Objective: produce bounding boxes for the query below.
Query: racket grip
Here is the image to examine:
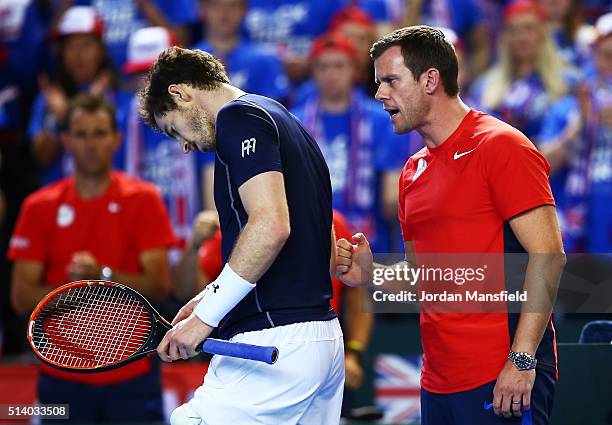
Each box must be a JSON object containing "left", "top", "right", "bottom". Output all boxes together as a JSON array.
[{"left": 198, "top": 338, "right": 279, "bottom": 365}]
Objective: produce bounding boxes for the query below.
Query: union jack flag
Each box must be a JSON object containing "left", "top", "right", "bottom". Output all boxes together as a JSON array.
[{"left": 375, "top": 354, "right": 422, "bottom": 424}]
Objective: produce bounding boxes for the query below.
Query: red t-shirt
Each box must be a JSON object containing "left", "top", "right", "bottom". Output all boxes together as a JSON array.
[
  {"left": 198, "top": 210, "right": 352, "bottom": 314},
  {"left": 398, "top": 109, "right": 556, "bottom": 393},
  {"left": 8, "top": 172, "right": 176, "bottom": 385}
]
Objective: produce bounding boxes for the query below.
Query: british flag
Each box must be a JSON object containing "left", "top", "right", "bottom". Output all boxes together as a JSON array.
[{"left": 374, "top": 354, "right": 422, "bottom": 424}]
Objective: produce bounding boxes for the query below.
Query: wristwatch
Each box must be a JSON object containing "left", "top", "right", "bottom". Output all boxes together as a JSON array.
[
  {"left": 508, "top": 351, "right": 537, "bottom": 370},
  {"left": 100, "top": 266, "right": 113, "bottom": 281}
]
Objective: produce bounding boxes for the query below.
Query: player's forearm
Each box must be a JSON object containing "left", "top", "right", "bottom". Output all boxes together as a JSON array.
[
  {"left": 511, "top": 252, "right": 565, "bottom": 355},
  {"left": 345, "top": 287, "right": 373, "bottom": 348},
  {"left": 228, "top": 214, "right": 290, "bottom": 283}
]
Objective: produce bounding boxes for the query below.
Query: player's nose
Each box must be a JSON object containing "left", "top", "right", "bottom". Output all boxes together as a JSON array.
[{"left": 375, "top": 84, "right": 388, "bottom": 102}]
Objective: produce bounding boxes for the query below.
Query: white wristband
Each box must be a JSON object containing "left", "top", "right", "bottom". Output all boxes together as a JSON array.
[{"left": 193, "top": 264, "right": 256, "bottom": 327}]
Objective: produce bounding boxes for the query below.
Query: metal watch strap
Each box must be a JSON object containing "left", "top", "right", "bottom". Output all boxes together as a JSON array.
[{"left": 508, "top": 351, "right": 537, "bottom": 370}]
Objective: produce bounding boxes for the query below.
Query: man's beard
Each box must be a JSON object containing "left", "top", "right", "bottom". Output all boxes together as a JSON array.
[
  {"left": 399, "top": 95, "right": 429, "bottom": 134},
  {"left": 187, "top": 104, "right": 216, "bottom": 152}
]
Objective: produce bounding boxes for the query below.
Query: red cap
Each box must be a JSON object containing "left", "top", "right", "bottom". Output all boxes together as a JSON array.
[
  {"left": 503, "top": 0, "right": 547, "bottom": 22},
  {"left": 310, "top": 32, "right": 358, "bottom": 62},
  {"left": 123, "top": 27, "right": 179, "bottom": 74},
  {"left": 52, "top": 6, "right": 104, "bottom": 41},
  {"left": 330, "top": 6, "right": 375, "bottom": 31}
]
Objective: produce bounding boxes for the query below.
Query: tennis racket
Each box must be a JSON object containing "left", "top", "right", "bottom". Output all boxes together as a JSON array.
[{"left": 27, "top": 280, "right": 279, "bottom": 372}]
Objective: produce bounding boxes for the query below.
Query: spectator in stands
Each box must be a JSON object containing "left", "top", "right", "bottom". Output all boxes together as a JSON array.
[
  {"left": 243, "top": 0, "right": 344, "bottom": 83},
  {"left": 471, "top": 0, "right": 579, "bottom": 142},
  {"left": 172, "top": 209, "right": 377, "bottom": 419},
  {"left": 55, "top": 0, "right": 198, "bottom": 70},
  {"left": 29, "top": 6, "right": 123, "bottom": 184},
  {"left": 330, "top": 7, "right": 379, "bottom": 98},
  {"left": 343, "top": 0, "right": 401, "bottom": 36},
  {"left": 472, "top": 1, "right": 581, "bottom": 232},
  {"left": 439, "top": 26, "right": 473, "bottom": 99},
  {"left": 561, "top": 13, "right": 612, "bottom": 252},
  {"left": 192, "top": 0, "right": 289, "bottom": 101},
  {"left": 538, "top": 0, "right": 589, "bottom": 66},
  {"left": 8, "top": 95, "right": 175, "bottom": 422},
  {"left": 292, "top": 6, "right": 379, "bottom": 104},
  {"left": 404, "top": 0, "right": 491, "bottom": 78},
  {"left": 0, "top": 0, "right": 53, "bottom": 140},
  {"left": 292, "top": 32, "right": 408, "bottom": 252},
  {"left": 122, "top": 27, "right": 204, "bottom": 249}
]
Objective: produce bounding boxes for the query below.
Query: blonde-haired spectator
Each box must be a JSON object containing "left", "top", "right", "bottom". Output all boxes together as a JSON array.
[{"left": 471, "top": 0, "right": 577, "bottom": 141}]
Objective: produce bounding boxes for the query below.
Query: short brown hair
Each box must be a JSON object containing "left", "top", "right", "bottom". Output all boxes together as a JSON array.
[
  {"left": 370, "top": 26, "right": 459, "bottom": 97},
  {"left": 65, "top": 94, "right": 117, "bottom": 131},
  {"left": 139, "top": 47, "right": 230, "bottom": 131}
]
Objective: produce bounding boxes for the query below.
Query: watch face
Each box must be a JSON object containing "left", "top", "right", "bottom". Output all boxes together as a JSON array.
[
  {"left": 517, "top": 355, "right": 530, "bottom": 368},
  {"left": 511, "top": 352, "right": 535, "bottom": 370}
]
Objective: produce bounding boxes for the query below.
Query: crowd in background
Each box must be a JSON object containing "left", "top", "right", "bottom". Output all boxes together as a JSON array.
[{"left": 1, "top": 0, "right": 611, "bottom": 358}]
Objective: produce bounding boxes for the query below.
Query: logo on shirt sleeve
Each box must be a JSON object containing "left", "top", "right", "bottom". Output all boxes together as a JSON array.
[
  {"left": 9, "top": 236, "right": 30, "bottom": 250},
  {"left": 241, "top": 138, "right": 257, "bottom": 158},
  {"left": 413, "top": 158, "right": 427, "bottom": 181}
]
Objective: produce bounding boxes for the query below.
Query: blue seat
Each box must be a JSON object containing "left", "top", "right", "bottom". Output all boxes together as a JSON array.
[{"left": 578, "top": 320, "right": 612, "bottom": 343}]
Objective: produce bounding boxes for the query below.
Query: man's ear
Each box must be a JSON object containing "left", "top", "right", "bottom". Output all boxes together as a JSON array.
[
  {"left": 168, "top": 84, "right": 192, "bottom": 105},
  {"left": 423, "top": 68, "right": 441, "bottom": 95}
]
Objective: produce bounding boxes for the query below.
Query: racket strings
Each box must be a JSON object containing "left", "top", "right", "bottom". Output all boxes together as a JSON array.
[{"left": 31, "top": 284, "right": 153, "bottom": 368}]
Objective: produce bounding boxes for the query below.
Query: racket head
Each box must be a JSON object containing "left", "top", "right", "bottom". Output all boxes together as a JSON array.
[{"left": 28, "top": 280, "right": 170, "bottom": 372}]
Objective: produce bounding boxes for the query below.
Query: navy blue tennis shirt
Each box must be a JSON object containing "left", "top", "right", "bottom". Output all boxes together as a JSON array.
[{"left": 213, "top": 94, "right": 336, "bottom": 339}]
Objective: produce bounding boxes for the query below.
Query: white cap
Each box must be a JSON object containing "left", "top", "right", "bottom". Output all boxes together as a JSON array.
[
  {"left": 56, "top": 6, "right": 103, "bottom": 38},
  {"left": 124, "top": 27, "right": 176, "bottom": 74},
  {"left": 438, "top": 26, "right": 464, "bottom": 52},
  {"left": 595, "top": 12, "right": 612, "bottom": 43}
]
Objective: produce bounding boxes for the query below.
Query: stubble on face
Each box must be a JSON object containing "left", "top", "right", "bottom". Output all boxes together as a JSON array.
[
  {"left": 185, "top": 103, "right": 216, "bottom": 152},
  {"left": 398, "top": 88, "right": 430, "bottom": 134}
]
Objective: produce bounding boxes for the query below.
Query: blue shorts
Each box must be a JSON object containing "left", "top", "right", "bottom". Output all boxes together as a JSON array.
[{"left": 421, "top": 368, "right": 556, "bottom": 425}]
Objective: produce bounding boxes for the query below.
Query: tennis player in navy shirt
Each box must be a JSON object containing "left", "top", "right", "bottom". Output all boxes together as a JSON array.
[{"left": 139, "top": 47, "right": 344, "bottom": 425}]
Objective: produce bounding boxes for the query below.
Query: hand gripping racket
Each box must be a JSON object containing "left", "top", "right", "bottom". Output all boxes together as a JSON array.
[{"left": 27, "top": 280, "right": 279, "bottom": 372}]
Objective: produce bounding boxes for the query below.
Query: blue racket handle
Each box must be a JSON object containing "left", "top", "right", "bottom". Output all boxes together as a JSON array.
[{"left": 197, "top": 338, "right": 279, "bottom": 365}]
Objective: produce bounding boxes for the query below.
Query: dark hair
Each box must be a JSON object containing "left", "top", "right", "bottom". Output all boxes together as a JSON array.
[
  {"left": 55, "top": 35, "right": 118, "bottom": 98},
  {"left": 561, "top": 0, "right": 582, "bottom": 42},
  {"left": 65, "top": 94, "right": 117, "bottom": 131},
  {"left": 139, "top": 47, "right": 230, "bottom": 131},
  {"left": 370, "top": 26, "right": 459, "bottom": 97}
]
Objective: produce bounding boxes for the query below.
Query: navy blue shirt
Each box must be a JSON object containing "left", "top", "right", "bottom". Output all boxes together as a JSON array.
[{"left": 214, "top": 94, "right": 335, "bottom": 339}]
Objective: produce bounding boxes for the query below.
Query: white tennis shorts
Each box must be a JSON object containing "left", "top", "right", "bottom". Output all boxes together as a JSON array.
[{"left": 170, "top": 318, "right": 345, "bottom": 425}]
